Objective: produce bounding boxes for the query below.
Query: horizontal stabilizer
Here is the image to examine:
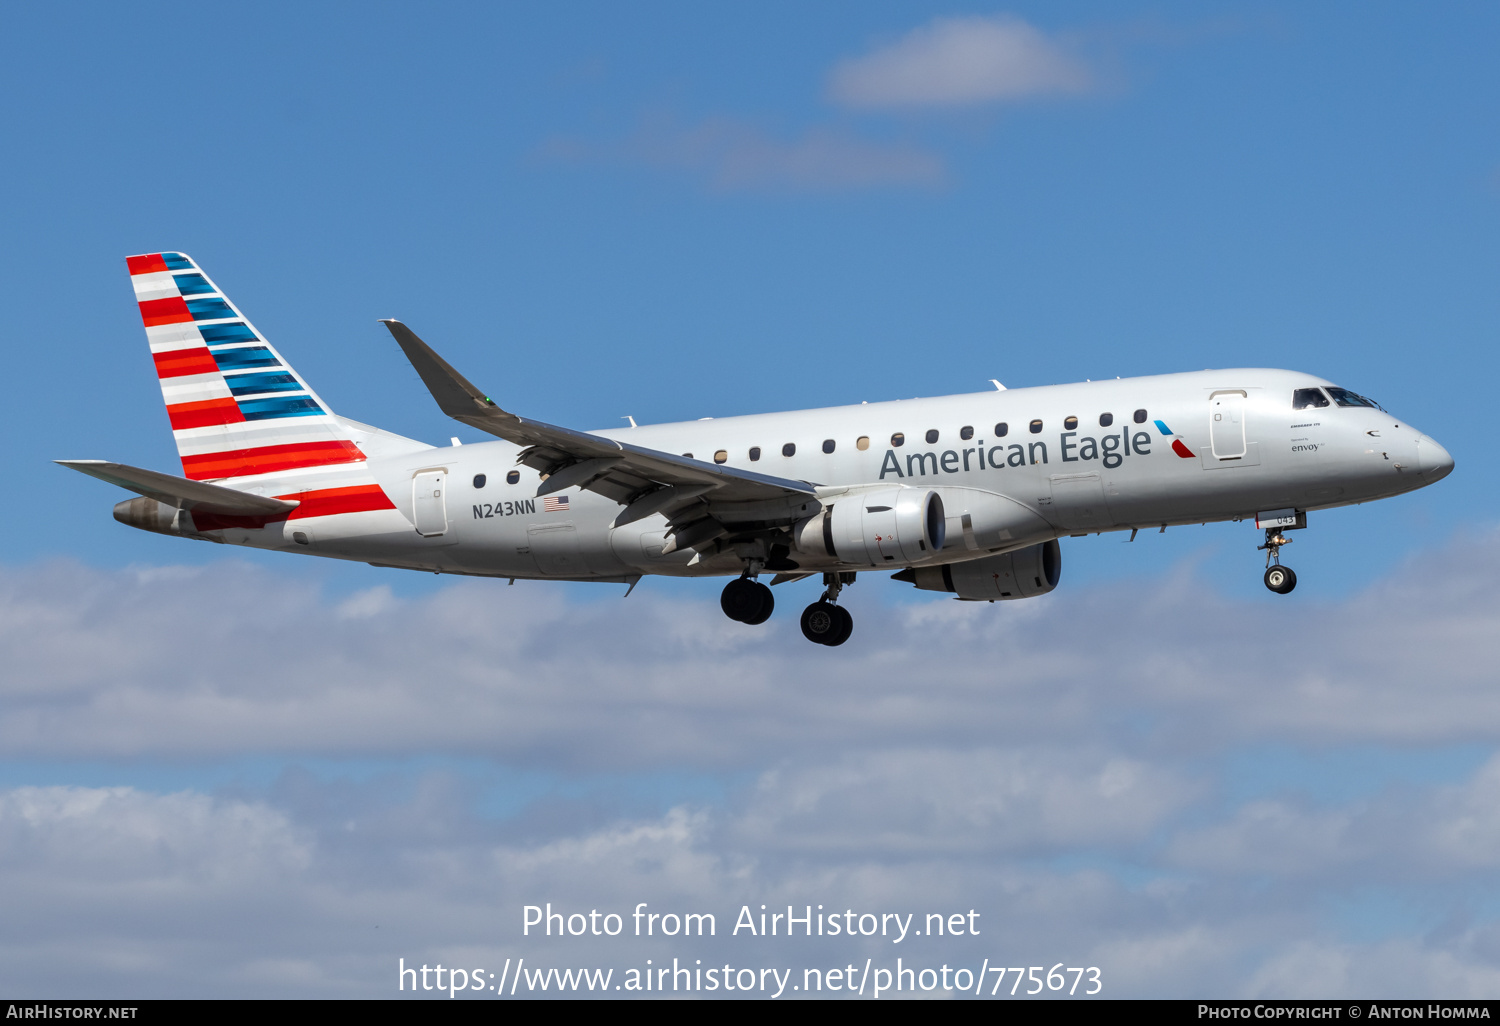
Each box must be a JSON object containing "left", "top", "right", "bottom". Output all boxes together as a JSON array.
[{"left": 56, "top": 460, "right": 299, "bottom": 515}]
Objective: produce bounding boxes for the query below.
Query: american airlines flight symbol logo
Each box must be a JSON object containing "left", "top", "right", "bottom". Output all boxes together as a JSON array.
[{"left": 1154, "top": 420, "right": 1196, "bottom": 459}]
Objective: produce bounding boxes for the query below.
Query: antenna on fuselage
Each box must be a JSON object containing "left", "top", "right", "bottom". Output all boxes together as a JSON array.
[
  {"left": 622, "top": 415, "right": 637, "bottom": 428},
  {"left": 990, "top": 379, "right": 1006, "bottom": 391}
]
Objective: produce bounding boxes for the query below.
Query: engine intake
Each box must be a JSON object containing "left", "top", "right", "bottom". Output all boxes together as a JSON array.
[{"left": 893, "top": 540, "right": 1061, "bottom": 600}]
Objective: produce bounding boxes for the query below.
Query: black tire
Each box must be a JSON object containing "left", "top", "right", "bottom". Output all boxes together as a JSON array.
[
  {"left": 1264, "top": 565, "right": 1297, "bottom": 594},
  {"left": 800, "top": 601, "right": 840, "bottom": 644},
  {"left": 824, "top": 605, "right": 853, "bottom": 646},
  {"left": 721, "top": 578, "right": 757, "bottom": 621},
  {"left": 742, "top": 582, "right": 774, "bottom": 625}
]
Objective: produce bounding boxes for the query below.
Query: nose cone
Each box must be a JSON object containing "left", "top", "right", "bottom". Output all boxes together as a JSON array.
[{"left": 1418, "top": 435, "right": 1455, "bottom": 483}]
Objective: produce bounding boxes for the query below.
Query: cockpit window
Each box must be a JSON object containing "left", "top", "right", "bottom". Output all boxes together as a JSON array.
[
  {"left": 1292, "top": 387, "right": 1330, "bottom": 410},
  {"left": 1326, "top": 387, "right": 1383, "bottom": 411}
]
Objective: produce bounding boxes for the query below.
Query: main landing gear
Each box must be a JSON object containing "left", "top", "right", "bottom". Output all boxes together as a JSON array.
[
  {"left": 1259, "top": 528, "right": 1297, "bottom": 595},
  {"left": 801, "top": 573, "right": 855, "bottom": 647},
  {"left": 721, "top": 574, "right": 774, "bottom": 625}
]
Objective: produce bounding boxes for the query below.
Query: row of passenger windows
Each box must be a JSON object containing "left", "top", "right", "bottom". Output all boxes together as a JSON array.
[
  {"left": 687, "top": 409, "right": 1149, "bottom": 462},
  {"left": 470, "top": 409, "right": 1154, "bottom": 487}
]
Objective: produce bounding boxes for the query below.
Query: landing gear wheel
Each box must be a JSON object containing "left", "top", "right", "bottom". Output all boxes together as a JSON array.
[
  {"left": 800, "top": 601, "right": 840, "bottom": 644},
  {"left": 1264, "top": 565, "right": 1297, "bottom": 594},
  {"left": 742, "top": 582, "right": 774, "bottom": 625},
  {"left": 825, "top": 605, "right": 853, "bottom": 647},
  {"left": 722, "top": 578, "right": 774, "bottom": 623}
]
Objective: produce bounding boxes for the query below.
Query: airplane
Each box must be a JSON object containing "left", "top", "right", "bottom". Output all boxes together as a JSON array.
[{"left": 60, "top": 252, "right": 1455, "bottom": 646}]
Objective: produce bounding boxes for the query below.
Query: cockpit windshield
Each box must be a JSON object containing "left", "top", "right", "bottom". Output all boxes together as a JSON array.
[
  {"left": 1326, "top": 387, "right": 1384, "bottom": 411},
  {"left": 1292, "top": 388, "right": 1330, "bottom": 410}
]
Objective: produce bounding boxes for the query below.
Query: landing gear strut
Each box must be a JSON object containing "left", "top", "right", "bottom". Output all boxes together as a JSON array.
[
  {"left": 1259, "top": 528, "right": 1297, "bottom": 595},
  {"left": 801, "top": 572, "right": 855, "bottom": 646}
]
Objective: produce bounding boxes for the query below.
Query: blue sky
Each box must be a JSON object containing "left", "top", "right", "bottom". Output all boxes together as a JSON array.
[{"left": 1, "top": 1, "right": 1499, "bottom": 998}]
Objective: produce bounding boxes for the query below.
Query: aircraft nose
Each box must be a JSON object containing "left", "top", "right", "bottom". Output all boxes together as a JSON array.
[{"left": 1418, "top": 434, "right": 1455, "bottom": 482}]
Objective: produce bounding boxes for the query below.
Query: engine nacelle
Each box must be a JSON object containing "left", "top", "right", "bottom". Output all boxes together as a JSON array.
[
  {"left": 893, "top": 540, "right": 1061, "bottom": 600},
  {"left": 930, "top": 485, "right": 1057, "bottom": 553},
  {"left": 793, "top": 486, "right": 945, "bottom": 566}
]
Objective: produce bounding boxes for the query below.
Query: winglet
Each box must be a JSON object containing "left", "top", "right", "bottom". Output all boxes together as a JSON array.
[{"left": 380, "top": 319, "right": 499, "bottom": 423}]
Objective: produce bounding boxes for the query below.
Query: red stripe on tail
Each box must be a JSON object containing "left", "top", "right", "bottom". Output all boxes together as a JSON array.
[
  {"left": 166, "top": 397, "right": 245, "bottom": 431},
  {"left": 153, "top": 347, "right": 221, "bottom": 379},
  {"left": 179, "top": 440, "right": 367, "bottom": 481},
  {"left": 139, "top": 296, "right": 193, "bottom": 326},
  {"left": 126, "top": 253, "right": 168, "bottom": 276}
]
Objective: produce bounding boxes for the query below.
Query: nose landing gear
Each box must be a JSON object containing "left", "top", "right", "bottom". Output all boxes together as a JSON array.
[
  {"left": 801, "top": 572, "right": 855, "bottom": 646},
  {"left": 1259, "top": 528, "right": 1297, "bottom": 594}
]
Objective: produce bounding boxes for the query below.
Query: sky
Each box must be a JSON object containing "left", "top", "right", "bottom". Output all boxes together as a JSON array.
[{"left": 1, "top": 0, "right": 1498, "bottom": 999}]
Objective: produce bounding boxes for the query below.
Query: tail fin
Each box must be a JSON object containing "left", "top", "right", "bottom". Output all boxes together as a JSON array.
[{"left": 127, "top": 252, "right": 367, "bottom": 482}]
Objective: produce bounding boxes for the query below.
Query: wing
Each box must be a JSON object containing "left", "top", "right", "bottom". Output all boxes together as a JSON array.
[
  {"left": 57, "top": 460, "right": 300, "bottom": 515},
  {"left": 381, "top": 320, "right": 822, "bottom": 552}
]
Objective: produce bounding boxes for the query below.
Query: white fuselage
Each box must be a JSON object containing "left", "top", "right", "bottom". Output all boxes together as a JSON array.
[{"left": 198, "top": 368, "right": 1452, "bottom": 582}]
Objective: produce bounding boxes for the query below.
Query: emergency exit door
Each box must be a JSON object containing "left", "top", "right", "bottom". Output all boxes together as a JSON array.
[{"left": 412, "top": 470, "right": 448, "bottom": 536}]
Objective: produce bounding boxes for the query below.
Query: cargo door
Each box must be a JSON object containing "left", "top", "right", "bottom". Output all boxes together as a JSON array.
[
  {"left": 528, "top": 521, "right": 581, "bottom": 576},
  {"left": 1047, "top": 472, "right": 1111, "bottom": 530}
]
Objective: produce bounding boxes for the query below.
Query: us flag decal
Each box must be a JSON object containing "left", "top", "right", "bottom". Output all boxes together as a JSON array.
[{"left": 543, "top": 495, "right": 570, "bottom": 512}]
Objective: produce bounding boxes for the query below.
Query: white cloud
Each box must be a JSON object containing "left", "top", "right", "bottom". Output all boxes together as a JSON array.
[
  {"left": 828, "top": 16, "right": 1091, "bottom": 110},
  {"left": 6, "top": 532, "right": 1500, "bottom": 995}
]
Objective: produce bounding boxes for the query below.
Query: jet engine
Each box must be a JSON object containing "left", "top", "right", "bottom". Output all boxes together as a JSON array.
[
  {"left": 892, "top": 540, "right": 1061, "bottom": 600},
  {"left": 792, "top": 486, "right": 945, "bottom": 566}
]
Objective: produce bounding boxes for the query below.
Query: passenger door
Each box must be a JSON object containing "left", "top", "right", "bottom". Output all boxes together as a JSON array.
[{"left": 1210, "top": 391, "right": 1247, "bottom": 459}]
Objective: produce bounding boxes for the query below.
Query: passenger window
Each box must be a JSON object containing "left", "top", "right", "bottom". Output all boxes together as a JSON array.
[
  {"left": 749, "top": 447, "right": 761, "bottom": 461},
  {"left": 1099, "top": 412, "right": 1114, "bottom": 427},
  {"left": 782, "top": 443, "right": 796, "bottom": 457},
  {"left": 994, "top": 422, "right": 1008, "bottom": 437},
  {"left": 1292, "top": 388, "right": 1331, "bottom": 410},
  {"left": 714, "top": 450, "right": 728, "bottom": 464},
  {"left": 472, "top": 474, "right": 487, "bottom": 489},
  {"left": 822, "top": 439, "right": 835, "bottom": 454},
  {"left": 856, "top": 436, "right": 870, "bottom": 451},
  {"left": 891, "top": 432, "right": 905, "bottom": 447},
  {"left": 960, "top": 425, "right": 974, "bottom": 440},
  {"left": 925, "top": 429, "right": 939, "bottom": 444},
  {"left": 1029, "top": 419, "right": 1043, "bottom": 434},
  {"left": 505, "top": 470, "right": 520, "bottom": 485},
  {"left": 1064, "top": 416, "right": 1078, "bottom": 430},
  {"left": 1133, "top": 409, "right": 1148, "bottom": 424}
]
